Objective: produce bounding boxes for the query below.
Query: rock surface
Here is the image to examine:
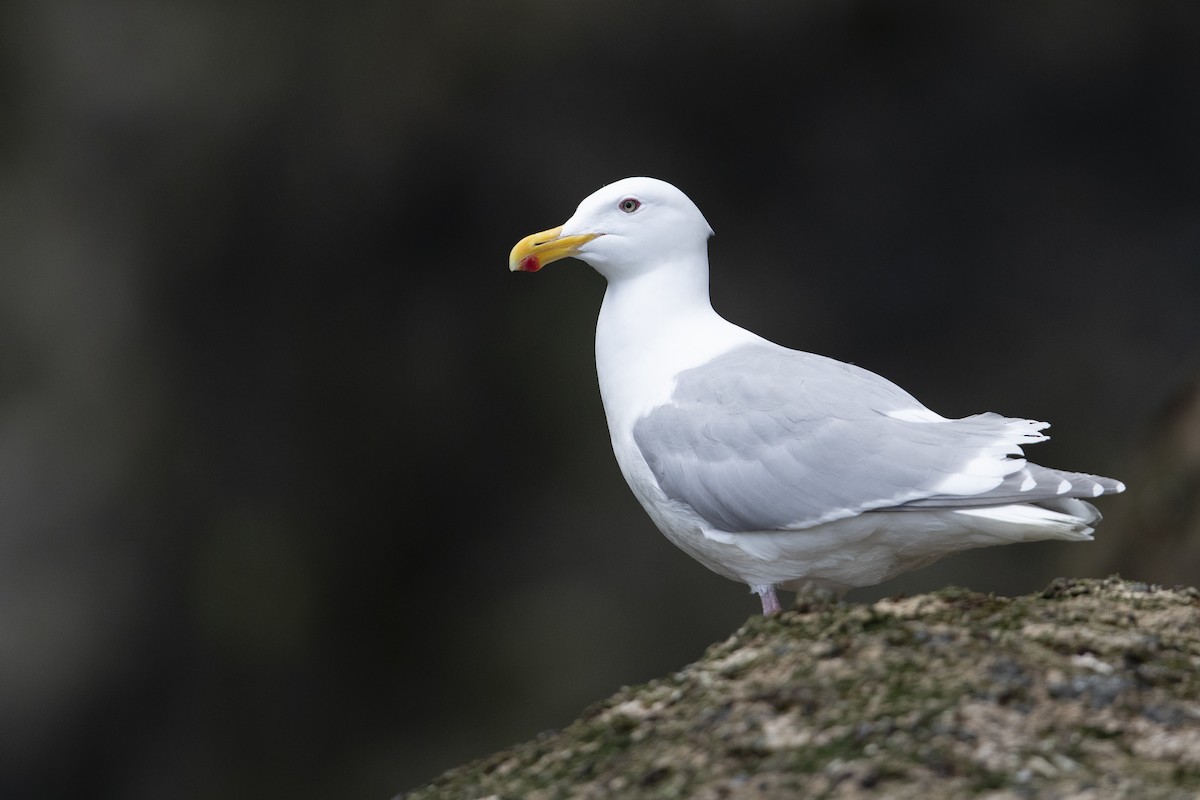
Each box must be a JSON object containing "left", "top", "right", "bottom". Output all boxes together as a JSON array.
[{"left": 399, "top": 578, "right": 1200, "bottom": 799}]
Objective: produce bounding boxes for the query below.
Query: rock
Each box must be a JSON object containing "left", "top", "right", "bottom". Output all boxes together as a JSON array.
[{"left": 398, "top": 578, "right": 1200, "bottom": 800}]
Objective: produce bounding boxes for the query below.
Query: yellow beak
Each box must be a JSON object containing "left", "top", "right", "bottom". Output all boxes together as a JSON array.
[{"left": 508, "top": 226, "right": 602, "bottom": 272}]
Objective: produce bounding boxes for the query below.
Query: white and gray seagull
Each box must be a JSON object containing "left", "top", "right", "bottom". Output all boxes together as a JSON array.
[{"left": 509, "top": 177, "right": 1125, "bottom": 615}]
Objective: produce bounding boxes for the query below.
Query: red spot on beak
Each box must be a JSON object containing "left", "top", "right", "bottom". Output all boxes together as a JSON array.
[{"left": 519, "top": 254, "right": 541, "bottom": 272}]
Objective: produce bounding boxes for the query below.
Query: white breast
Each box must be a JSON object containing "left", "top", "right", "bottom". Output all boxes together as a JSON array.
[
  {"left": 592, "top": 272, "right": 763, "bottom": 537},
  {"left": 595, "top": 296, "right": 759, "bottom": 444}
]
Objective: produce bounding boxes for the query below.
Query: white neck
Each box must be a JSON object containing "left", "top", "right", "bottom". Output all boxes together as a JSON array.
[
  {"left": 594, "top": 260, "right": 760, "bottom": 441},
  {"left": 600, "top": 256, "right": 714, "bottom": 328}
]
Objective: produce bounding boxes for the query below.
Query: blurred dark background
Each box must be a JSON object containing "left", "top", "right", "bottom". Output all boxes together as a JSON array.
[{"left": 2, "top": 0, "right": 1199, "bottom": 797}]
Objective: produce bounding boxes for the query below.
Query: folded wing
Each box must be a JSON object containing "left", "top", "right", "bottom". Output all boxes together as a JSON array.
[{"left": 632, "top": 344, "right": 1123, "bottom": 533}]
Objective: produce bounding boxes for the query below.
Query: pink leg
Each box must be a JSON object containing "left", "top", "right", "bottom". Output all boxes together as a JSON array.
[{"left": 756, "top": 585, "right": 782, "bottom": 616}]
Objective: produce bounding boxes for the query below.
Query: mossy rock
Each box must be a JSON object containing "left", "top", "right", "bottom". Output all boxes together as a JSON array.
[{"left": 399, "top": 577, "right": 1200, "bottom": 800}]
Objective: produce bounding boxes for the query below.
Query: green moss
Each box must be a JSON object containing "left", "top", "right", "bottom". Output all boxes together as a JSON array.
[{"left": 401, "top": 579, "right": 1200, "bottom": 800}]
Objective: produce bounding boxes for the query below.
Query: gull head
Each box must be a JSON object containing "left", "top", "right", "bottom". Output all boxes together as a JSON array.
[{"left": 509, "top": 177, "right": 714, "bottom": 282}]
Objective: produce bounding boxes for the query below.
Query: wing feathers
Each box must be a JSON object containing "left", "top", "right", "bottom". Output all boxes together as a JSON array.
[{"left": 632, "top": 344, "right": 1123, "bottom": 533}]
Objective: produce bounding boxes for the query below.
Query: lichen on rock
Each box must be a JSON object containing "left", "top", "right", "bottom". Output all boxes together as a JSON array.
[{"left": 399, "top": 577, "right": 1200, "bottom": 800}]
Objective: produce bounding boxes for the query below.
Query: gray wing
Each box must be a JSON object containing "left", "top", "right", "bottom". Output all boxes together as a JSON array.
[{"left": 633, "top": 344, "right": 1121, "bottom": 533}]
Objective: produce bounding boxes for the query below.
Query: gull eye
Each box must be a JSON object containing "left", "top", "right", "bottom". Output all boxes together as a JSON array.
[{"left": 618, "top": 197, "right": 641, "bottom": 213}]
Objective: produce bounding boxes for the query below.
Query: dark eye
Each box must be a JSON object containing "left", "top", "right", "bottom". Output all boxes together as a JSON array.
[{"left": 619, "top": 197, "right": 641, "bottom": 213}]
